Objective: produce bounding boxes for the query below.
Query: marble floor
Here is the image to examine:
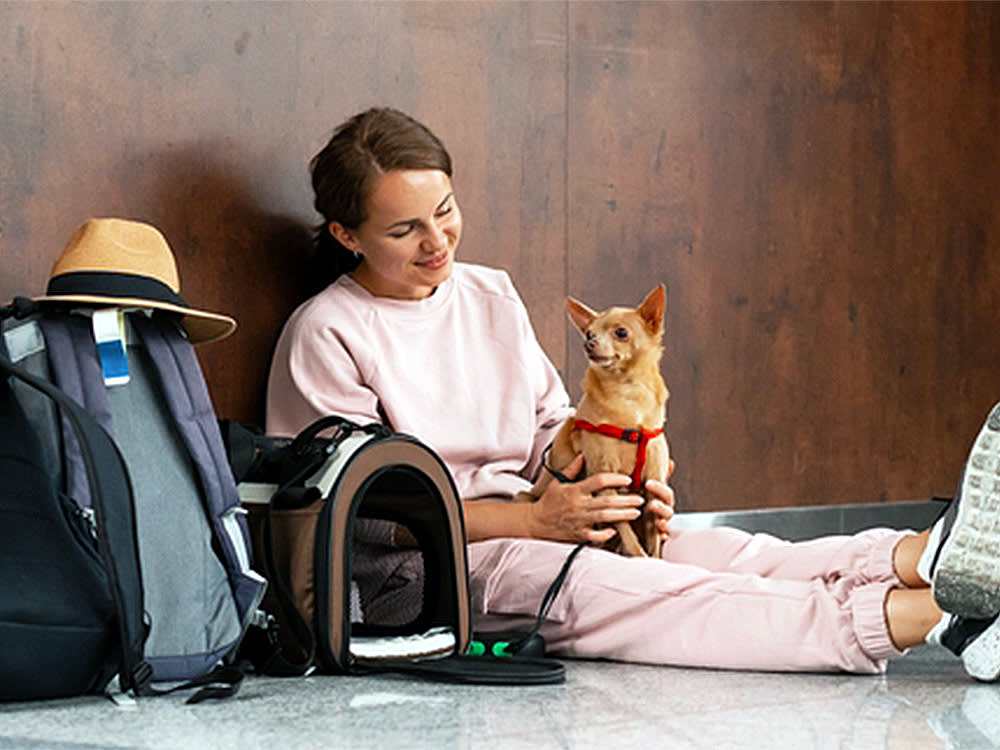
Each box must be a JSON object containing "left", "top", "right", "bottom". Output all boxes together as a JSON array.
[
  {"left": 4, "top": 501, "right": 994, "bottom": 750},
  {"left": 0, "top": 648, "right": 992, "bottom": 750}
]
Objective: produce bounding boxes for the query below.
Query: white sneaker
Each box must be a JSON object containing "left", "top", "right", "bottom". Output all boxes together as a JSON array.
[
  {"left": 940, "top": 614, "right": 1000, "bottom": 682},
  {"left": 922, "top": 402, "right": 1000, "bottom": 619}
]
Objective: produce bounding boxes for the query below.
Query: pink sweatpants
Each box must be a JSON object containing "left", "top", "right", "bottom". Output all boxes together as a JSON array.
[{"left": 468, "top": 526, "right": 913, "bottom": 673}]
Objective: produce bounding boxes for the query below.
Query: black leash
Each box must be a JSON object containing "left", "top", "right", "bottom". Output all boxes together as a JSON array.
[
  {"left": 471, "top": 456, "right": 587, "bottom": 658},
  {"left": 521, "top": 541, "right": 587, "bottom": 648}
]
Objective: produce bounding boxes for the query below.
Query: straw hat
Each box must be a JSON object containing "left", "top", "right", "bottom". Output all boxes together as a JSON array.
[{"left": 31, "top": 218, "right": 236, "bottom": 344}]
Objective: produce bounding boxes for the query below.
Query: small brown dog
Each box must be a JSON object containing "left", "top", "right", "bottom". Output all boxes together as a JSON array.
[{"left": 521, "top": 285, "right": 670, "bottom": 557}]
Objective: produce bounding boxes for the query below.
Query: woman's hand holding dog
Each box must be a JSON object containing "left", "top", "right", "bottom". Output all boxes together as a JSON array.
[
  {"left": 529, "top": 455, "right": 675, "bottom": 546},
  {"left": 644, "top": 457, "right": 677, "bottom": 543},
  {"left": 644, "top": 479, "right": 675, "bottom": 543},
  {"left": 462, "top": 455, "right": 676, "bottom": 545}
]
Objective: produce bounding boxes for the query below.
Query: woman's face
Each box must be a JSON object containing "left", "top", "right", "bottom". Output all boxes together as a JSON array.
[{"left": 332, "top": 169, "right": 462, "bottom": 300}]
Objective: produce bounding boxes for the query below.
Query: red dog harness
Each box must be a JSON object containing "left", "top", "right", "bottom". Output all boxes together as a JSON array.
[{"left": 573, "top": 419, "right": 664, "bottom": 492}]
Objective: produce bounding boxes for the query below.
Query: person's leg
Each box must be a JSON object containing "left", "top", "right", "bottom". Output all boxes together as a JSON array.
[
  {"left": 468, "top": 537, "right": 905, "bottom": 673},
  {"left": 885, "top": 587, "right": 942, "bottom": 649},
  {"left": 881, "top": 588, "right": 1000, "bottom": 679},
  {"left": 893, "top": 530, "right": 931, "bottom": 588},
  {"left": 663, "top": 525, "right": 912, "bottom": 586},
  {"left": 662, "top": 529, "right": 943, "bottom": 647}
]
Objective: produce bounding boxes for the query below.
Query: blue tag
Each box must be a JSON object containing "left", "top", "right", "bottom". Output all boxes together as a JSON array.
[
  {"left": 92, "top": 309, "right": 130, "bottom": 386},
  {"left": 96, "top": 339, "right": 130, "bottom": 385}
]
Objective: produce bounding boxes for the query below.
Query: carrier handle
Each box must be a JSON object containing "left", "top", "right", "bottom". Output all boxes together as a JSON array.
[
  {"left": 279, "top": 417, "right": 390, "bottom": 491},
  {"left": 289, "top": 415, "right": 391, "bottom": 456},
  {"left": 288, "top": 415, "right": 357, "bottom": 454}
]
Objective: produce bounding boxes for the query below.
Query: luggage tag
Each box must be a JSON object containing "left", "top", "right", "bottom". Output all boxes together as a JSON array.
[{"left": 92, "top": 308, "right": 130, "bottom": 386}]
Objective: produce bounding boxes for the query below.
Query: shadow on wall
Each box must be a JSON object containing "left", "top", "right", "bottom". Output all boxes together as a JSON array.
[{"left": 128, "top": 145, "right": 318, "bottom": 426}]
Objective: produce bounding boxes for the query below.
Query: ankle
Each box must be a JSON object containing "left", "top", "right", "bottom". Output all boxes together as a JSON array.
[
  {"left": 885, "top": 588, "right": 943, "bottom": 650},
  {"left": 894, "top": 529, "right": 933, "bottom": 587}
]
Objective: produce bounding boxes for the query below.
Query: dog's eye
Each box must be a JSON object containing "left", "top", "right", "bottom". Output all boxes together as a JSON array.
[
  {"left": 585, "top": 330, "right": 595, "bottom": 341},
  {"left": 614, "top": 327, "right": 630, "bottom": 340}
]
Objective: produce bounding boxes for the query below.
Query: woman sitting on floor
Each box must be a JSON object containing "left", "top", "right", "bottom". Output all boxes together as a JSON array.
[{"left": 267, "top": 106, "right": 1000, "bottom": 678}]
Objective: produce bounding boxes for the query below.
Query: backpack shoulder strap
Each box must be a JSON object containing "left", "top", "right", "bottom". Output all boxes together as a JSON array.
[
  {"left": 129, "top": 312, "right": 265, "bottom": 623},
  {"left": 0, "top": 330, "right": 151, "bottom": 695},
  {"left": 36, "top": 313, "right": 114, "bottom": 509}
]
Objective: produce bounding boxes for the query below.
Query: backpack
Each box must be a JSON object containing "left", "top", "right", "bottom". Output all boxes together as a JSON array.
[
  {"left": 225, "top": 416, "right": 566, "bottom": 685},
  {"left": 0, "top": 303, "right": 266, "bottom": 701}
]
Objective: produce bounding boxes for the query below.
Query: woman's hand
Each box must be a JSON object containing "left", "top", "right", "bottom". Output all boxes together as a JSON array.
[
  {"left": 644, "top": 458, "right": 677, "bottom": 541},
  {"left": 644, "top": 479, "right": 676, "bottom": 542},
  {"left": 462, "top": 457, "right": 678, "bottom": 545},
  {"left": 528, "top": 455, "right": 646, "bottom": 544}
]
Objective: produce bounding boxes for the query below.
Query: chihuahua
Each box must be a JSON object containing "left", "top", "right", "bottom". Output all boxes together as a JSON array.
[{"left": 521, "top": 285, "right": 670, "bottom": 557}]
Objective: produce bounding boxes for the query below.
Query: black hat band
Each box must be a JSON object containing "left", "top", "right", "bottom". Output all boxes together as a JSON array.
[{"left": 46, "top": 271, "right": 190, "bottom": 309}]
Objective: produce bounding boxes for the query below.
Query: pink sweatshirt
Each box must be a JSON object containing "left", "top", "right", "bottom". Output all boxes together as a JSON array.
[{"left": 266, "top": 263, "right": 573, "bottom": 499}]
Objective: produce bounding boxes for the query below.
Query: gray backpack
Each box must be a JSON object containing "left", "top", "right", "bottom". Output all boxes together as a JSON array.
[{"left": 1, "top": 304, "right": 265, "bottom": 697}]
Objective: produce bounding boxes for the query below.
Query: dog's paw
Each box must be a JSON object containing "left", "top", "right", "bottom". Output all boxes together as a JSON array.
[{"left": 615, "top": 522, "right": 649, "bottom": 557}]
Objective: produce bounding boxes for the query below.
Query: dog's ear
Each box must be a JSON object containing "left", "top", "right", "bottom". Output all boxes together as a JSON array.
[
  {"left": 637, "top": 285, "right": 665, "bottom": 333},
  {"left": 566, "top": 297, "right": 597, "bottom": 335}
]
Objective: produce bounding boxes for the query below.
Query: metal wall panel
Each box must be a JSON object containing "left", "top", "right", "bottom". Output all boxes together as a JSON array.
[{"left": 2, "top": 2, "right": 997, "bottom": 510}]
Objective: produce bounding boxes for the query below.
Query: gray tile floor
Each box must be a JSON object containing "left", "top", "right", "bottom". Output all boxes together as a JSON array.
[
  {"left": 3, "top": 502, "right": 996, "bottom": 750},
  {"left": 0, "top": 650, "right": 989, "bottom": 750}
]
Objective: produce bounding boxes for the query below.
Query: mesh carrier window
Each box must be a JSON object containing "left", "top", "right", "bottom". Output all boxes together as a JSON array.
[{"left": 347, "top": 465, "right": 454, "bottom": 637}]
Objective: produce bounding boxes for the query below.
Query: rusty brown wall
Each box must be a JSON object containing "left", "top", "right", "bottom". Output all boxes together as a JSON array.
[{"left": 2, "top": 2, "right": 998, "bottom": 511}]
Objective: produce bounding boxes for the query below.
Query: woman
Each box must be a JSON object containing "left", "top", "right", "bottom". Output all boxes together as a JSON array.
[{"left": 267, "top": 107, "right": 1000, "bottom": 676}]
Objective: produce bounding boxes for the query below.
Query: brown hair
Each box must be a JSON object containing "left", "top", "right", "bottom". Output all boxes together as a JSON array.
[
  {"left": 309, "top": 108, "right": 453, "bottom": 283},
  {"left": 312, "top": 108, "right": 452, "bottom": 229}
]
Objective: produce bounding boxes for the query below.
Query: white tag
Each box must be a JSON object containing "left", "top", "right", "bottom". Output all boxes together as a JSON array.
[{"left": 92, "top": 309, "right": 130, "bottom": 386}]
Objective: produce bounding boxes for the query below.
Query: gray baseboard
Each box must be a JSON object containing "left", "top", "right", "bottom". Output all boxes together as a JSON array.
[{"left": 671, "top": 500, "right": 944, "bottom": 542}]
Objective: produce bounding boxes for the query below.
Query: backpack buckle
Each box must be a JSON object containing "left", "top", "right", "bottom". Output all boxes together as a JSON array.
[{"left": 130, "top": 660, "right": 154, "bottom": 691}]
